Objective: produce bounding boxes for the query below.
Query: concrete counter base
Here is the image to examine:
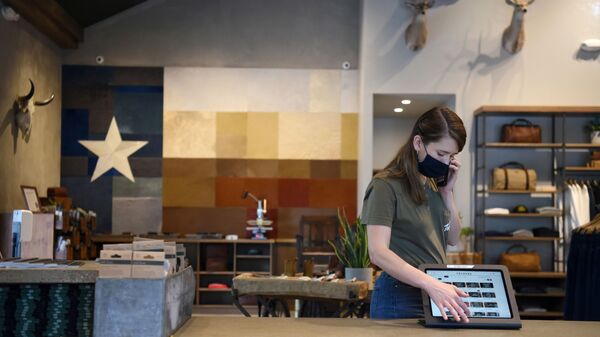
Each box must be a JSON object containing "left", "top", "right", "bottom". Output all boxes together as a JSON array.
[
  {"left": 93, "top": 267, "right": 195, "bottom": 337},
  {"left": 175, "top": 317, "right": 600, "bottom": 337}
]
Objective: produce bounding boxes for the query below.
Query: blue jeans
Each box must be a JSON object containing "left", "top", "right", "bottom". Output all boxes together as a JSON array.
[{"left": 370, "top": 272, "right": 424, "bottom": 319}]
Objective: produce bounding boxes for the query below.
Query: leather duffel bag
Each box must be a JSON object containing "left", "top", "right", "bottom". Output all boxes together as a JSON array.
[
  {"left": 492, "top": 162, "right": 537, "bottom": 191},
  {"left": 499, "top": 244, "right": 541, "bottom": 272},
  {"left": 501, "top": 118, "right": 541, "bottom": 143}
]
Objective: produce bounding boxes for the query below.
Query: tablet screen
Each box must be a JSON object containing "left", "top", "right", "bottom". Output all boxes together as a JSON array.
[{"left": 425, "top": 269, "right": 513, "bottom": 319}]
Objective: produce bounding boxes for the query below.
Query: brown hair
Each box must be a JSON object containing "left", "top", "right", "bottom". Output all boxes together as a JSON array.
[{"left": 375, "top": 106, "right": 466, "bottom": 204}]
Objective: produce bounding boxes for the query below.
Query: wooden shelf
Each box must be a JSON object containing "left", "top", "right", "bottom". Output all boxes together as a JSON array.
[
  {"left": 482, "top": 189, "right": 557, "bottom": 194},
  {"left": 480, "top": 143, "right": 600, "bottom": 149},
  {"left": 475, "top": 105, "right": 600, "bottom": 115},
  {"left": 236, "top": 255, "right": 270, "bottom": 259},
  {"left": 197, "top": 271, "right": 235, "bottom": 275},
  {"left": 198, "top": 287, "right": 231, "bottom": 292},
  {"left": 510, "top": 272, "right": 566, "bottom": 279},
  {"left": 483, "top": 213, "right": 561, "bottom": 218},
  {"left": 515, "top": 293, "right": 565, "bottom": 298},
  {"left": 482, "top": 143, "right": 560, "bottom": 148},
  {"left": 235, "top": 271, "right": 271, "bottom": 275},
  {"left": 519, "top": 311, "right": 563, "bottom": 318},
  {"left": 563, "top": 167, "right": 600, "bottom": 172},
  {"left": 564, "top": 143, "right": 600, "bottom": 148},
  {"left": 485, "top": 236, "right": 560, "bottom": 241}
]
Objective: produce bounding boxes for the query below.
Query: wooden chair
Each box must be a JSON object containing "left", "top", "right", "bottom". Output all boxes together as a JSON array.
[{"left": 295, "top": 215, "right": 338, "bottom": 273}]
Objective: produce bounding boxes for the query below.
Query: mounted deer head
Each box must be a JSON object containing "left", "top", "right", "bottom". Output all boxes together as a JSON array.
[
  {"left": 502, "top": 0, "right": 535, "bottom": 54},
  {"left": 14, "top": 79, "right": 54, "bottom": 139},
  {"left": 404, "top": 0, "right": 435, "bottom": 51}
]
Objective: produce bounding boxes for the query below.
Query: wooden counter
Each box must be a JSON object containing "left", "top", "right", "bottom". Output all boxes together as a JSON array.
[{"left": 174, "top": 317, "right": 600, "bottom": 337}]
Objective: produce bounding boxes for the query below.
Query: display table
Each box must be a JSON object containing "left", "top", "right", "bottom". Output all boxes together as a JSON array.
[
  {"left": 174, "top": 317, "right": 600, "bottom": 337},
  {"left": 232, "top": 273, "right": 369, "bottom": 317}
]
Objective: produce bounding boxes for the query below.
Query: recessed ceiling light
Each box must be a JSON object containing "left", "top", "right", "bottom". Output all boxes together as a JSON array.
[
  {"left": 401, "top": 99, "right": 411, "bottom": 105},
  {"left": 393, "top": 107, "right": 404, "bottom": 113}
]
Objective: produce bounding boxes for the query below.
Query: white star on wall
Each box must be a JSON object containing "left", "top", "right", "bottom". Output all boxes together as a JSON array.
[{"left": 79, "top": 117, "right": 148, "bottom": 182}]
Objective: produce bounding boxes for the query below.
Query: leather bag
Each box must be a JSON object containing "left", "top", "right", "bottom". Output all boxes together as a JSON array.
[
  {"left": 492, "top": 162, "right": 537, "bottom": 191},
  {"left": 501, "top": 119, "right": 542, "bottom": 143},
  {"left": 499, "top": 244, "right": 541, "bottom": 272}
]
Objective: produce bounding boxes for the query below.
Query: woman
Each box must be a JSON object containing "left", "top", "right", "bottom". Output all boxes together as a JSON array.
[{"left": 362, "top": 106, "right": 470, "bottom": 321}]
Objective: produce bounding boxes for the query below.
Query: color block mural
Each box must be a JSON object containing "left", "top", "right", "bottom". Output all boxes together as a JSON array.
[
  {"left": 163, "top": 68, "right": 359, "bottom": 238},
  {"left": 61, "top": 66, "right": 163, "bottom": 233}
]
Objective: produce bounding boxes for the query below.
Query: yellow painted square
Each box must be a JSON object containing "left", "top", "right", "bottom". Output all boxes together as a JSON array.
[
  {"left": 341, "top": 113, "right": 358, "bottom": 160},
  {"left": 216, "top": 112, "right": 247, "bottom": 158},
  {"left": 246, "top": 113, "right": 278, "bottom": 159},
  {"left": 163, "top": 111, "right": 216, "bottom": 158},
  {"left": 163, "top": 176, "right": 215, "bottom": 207}
]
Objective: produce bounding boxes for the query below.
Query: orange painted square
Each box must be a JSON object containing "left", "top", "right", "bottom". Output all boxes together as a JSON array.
[
  {"left": 278, "top": 179, "right": 310, "bottom": 208},
  {"left": 215, "top": 177, "right": 279, "bottom": 208},
  {"left": 308, "top": 179, "right": 357, "bottom": 209}
]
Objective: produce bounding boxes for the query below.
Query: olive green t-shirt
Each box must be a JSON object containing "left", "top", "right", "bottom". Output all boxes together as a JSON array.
[{"left": 361, "top": 177, "right": 451, "bottom": 267}]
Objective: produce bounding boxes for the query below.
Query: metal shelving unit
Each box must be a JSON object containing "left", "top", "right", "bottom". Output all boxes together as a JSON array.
[{"left": 473, "top": 106, "right": 600, "bottom": 319}]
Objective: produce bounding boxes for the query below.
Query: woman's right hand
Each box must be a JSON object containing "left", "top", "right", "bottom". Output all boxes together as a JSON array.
[{"left": 424, "top": 280, "right": 471, "bottom": 322}]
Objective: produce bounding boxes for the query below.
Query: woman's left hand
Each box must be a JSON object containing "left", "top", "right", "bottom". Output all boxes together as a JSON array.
[{"left": 439, "top": 158, "right": 461, "bottom": 194}]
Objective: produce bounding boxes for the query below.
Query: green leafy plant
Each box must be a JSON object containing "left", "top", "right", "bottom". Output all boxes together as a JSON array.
[
  {"left": 328, "top": 208, "right": 370, "bottom": 268},
  {"left": 587, "top": 117, "right": 600, "bottom": 132},
  {"left": 460, "top": 227, "right": 474, "bottom": 238}
]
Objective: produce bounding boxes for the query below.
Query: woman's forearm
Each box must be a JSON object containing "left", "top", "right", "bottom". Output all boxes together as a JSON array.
[{"left": 440, "top": 191, "right": 461, "bottom": 246}]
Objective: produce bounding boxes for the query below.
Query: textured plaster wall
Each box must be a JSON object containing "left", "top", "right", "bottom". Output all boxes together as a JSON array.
[{"left": 0, "top": 17, "right": 62, "bottom": 213}]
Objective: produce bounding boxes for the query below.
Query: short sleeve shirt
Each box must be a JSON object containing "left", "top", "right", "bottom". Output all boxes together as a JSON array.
[{"left": 361, "top": 177, "right": 451, "bottom": 267}]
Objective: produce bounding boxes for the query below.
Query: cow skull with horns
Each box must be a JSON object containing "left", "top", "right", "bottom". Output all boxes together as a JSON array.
[{"left": 14, "top": 79, "right": 55, "bottom": 139}]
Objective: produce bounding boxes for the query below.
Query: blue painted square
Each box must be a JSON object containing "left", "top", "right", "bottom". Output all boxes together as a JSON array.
[
  {"left": 122, "top": 134, "right": 162, "bottom": 157},
  {"left": 113, "top": 86, "right": 163, "bottom": 135},
  {"left": 61, "top": 176, "right": 113, "bottom": 233},
  {"left": 61, "top": 109, "right": 89, "bottom": 156}
]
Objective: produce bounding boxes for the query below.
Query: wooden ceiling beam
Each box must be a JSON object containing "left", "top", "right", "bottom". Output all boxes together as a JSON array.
[{"left": 4, "top": 0, "right": 83, "bottom": 49}]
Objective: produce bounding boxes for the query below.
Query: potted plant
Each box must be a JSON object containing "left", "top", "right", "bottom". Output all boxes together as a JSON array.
[
  {"left": 587, "top": 117, "right": 600, "bottom": 144},
  {"left": 328, "top": 209, "right": 372, "bottom": 287}
]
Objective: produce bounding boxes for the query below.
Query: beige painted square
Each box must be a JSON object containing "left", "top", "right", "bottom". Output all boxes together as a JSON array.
[
  {"left": 309, "top": 70, "right": 341, "bottom": 113},
  {"left": 163, "top": 176, "right": 215, "bottom": 207},
  {"left": 279, "top": 113, "right": 341, "bottom": 160},
  {"left": 340, "top": 70, "right": 359, "bottom": 113},
  {"left": 247, "top": 69, "right": 310, "bottom": 113},
  {"left": 341, "top": 113, "right": 358, "bottom": 160},
  {"left": 163, "top": 111, "right": 216, "bottom": 158},
  {"left": 216, "top": 112, "right": 247, "bottom": 158},
  {"left": 246, "top": 113, "right": 278, "bottom": 159},
  {"left": 164, "top": 67, "right": 248, "bottom": 112}
]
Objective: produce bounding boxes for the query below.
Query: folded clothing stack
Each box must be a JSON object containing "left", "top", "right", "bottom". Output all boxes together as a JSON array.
[
  {"left": 484, "top": 208, "right": 510, "bottom": 215},
  {"left": 535, "top": 206, "right": 562, "bottom": 215}
]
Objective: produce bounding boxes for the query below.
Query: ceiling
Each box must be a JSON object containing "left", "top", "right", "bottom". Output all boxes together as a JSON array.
[
  {"left": 55, "top": 0, "right": 147, "bottom": 27},
  {"left": 373, "top": 94, "right": 455, "bottom": 118}
]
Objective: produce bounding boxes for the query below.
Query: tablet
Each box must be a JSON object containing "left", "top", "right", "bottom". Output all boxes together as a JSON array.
[{"left": 418, "top": 264, "right": 521, "bottom": 329}]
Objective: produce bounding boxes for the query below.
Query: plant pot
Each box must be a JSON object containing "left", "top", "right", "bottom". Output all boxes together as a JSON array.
[
  {"left": 591, "top": 131, "right": 600, "bottom": 144},
  {"left": 345, "top": 267, "right": 373, "bottom": 289}
]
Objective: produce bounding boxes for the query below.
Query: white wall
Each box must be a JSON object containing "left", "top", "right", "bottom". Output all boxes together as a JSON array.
[
  {"left": 359, "top": 0, "right": 600, "bottom": 227},
  {"left": 373, "top": 117, "right": 415, "bottom": 170}
]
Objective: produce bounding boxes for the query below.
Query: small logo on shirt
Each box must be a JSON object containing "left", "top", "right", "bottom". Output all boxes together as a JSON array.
[{"left": 443, "top": 223, "right": 450, "bottom": 232}]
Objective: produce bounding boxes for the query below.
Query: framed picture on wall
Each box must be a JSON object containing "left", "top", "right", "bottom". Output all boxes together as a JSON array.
[{"left": 20, "top": 185, "right": 40, "bottom": 212}]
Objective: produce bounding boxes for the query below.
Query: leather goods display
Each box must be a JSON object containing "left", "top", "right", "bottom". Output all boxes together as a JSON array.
[
  {"left": 492, "top": 162, "right": 537, "bottom": 191},
  {"left": 501, "top": 118, "right": 542, "bottom": 143},
  {"left": 499, "top": 244, "right": 541, "bottom": 272}
]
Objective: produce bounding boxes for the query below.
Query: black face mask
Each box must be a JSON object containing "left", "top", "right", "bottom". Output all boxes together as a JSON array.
[{"left": 417, "top": 145, "right": 450, "bottom": 186}]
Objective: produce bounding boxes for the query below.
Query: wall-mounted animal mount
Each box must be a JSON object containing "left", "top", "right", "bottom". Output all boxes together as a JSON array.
[
  {"left": 405, "top": 0, "right": 435, "bottom": 51},
  {"left": 14, "top": 79, "right": 54, "bottom": 139},
  {"left": 502, "top": 0, "right": 535, "bottom": 54}
]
